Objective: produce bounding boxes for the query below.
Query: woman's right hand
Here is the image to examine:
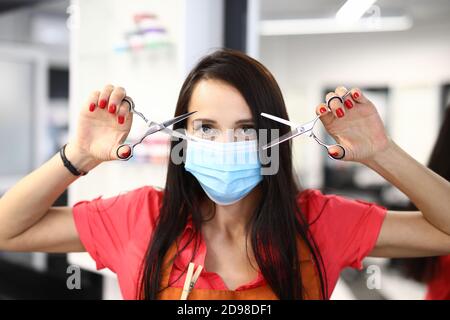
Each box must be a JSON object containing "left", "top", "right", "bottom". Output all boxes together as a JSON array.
[{"left": 69, "top": 85, "right": 133, "bottom": 168}]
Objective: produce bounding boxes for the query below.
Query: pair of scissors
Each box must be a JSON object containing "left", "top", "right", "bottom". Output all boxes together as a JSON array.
[
  {"left": 117, "top": 97, "right": 195, "bottom": 160},
  {"left": 261, "top": 92, "right": 350, "bottom": 160}
]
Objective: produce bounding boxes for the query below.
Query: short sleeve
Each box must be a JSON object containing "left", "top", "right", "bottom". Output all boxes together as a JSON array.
[
  {"left": 297, "top": 189, "right": 387, "bottom": 295},
  {"left": 72, "top": 185, "right": 163, "bottom": 272}
]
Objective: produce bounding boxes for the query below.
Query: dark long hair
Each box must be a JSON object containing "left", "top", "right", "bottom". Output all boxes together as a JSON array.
[
  {"left": 395, "top": 106, "right": 450, "bottom": 282},
  {"left": 137, "top": 48, "right": 326, "bottom": 299}
]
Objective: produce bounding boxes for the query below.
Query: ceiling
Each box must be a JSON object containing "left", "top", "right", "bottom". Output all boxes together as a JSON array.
[{"left": 260, "top": 0, "right": 450, "bottom": 25}]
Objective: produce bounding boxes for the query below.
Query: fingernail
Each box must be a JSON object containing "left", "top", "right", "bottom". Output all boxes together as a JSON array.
[
  {"left": 118, "top": 115, "right": 125, "bottom": 124},
  {"left": 108, "top": 104, "right": 116, "bottom": 114},
  {"left": 121, "top": 149, "right": 131, "bottom": 158},
  {"left": 89, "top": 103, "right": 96, "bottom": 112},
  {"left": 319, "top": 107, "right": 327, "bottom": 114},
  {"left": 336, "top": 108, "right": 345, "bottom": 118},
  {"left": 99, "top": 99, "right": 107, "bottom": 108},
  {"left": 344, "top": 100, "right": 353, "bottom": 109},
  {"left": 353, "top": 92, "right": 360, "bottom": 99}
]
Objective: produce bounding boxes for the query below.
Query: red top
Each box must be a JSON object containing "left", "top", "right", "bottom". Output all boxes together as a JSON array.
[
  {"left": 425, "top": 255, "right": 450, "bottom": 300},
  {"left": 72, "top": 186, "right": 386, "bottom": 299}
]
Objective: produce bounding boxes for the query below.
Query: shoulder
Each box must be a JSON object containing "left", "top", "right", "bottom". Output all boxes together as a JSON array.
[
  {"left": 120, "top": 185, "right": 165, "bottom": 226},
  {"left": 126, "top": 185, "right": 164, "bottom": 207},
  {"left": 297, "top": 188, "right": 327, "bottom": 207},
  {"left": 73, "top": 185, "right": 165, "bottom": 231},
  {"left": 296, "top": 188, "right": 387, "bottom": 225},
  {"left": 73, "top": 184, "right": 164, "bottom": 205},
  {"left": 296, "top": 189, "right": 332, "bottom": 224}
]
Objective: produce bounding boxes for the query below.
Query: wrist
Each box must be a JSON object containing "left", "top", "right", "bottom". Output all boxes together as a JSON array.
[
  {"left": 361, "top": 138, "right": 399, "bottom": 168},
  {"left": 64, "top": 142, "right": 101, "bottom": 174}
]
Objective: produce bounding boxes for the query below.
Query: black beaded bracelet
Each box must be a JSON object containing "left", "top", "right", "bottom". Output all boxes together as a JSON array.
[{"left": 60, "top": 144, "right": 88, "bottom": 176}]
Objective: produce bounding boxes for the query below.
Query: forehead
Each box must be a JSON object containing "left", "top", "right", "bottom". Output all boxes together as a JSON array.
[{"left": 187, "top": 79, "right": 253, "bottom": 120}]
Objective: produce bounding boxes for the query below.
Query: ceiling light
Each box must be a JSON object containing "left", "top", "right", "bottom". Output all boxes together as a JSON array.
[
  {"left": 336, "top": 0, "right": 378, "bottom": 25},
  {"left": 259, "top": 16, "right": 412, "bottom": 36}
]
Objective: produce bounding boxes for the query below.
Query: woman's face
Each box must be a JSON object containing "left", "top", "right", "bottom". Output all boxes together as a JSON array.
[{"left": 187, "top": 79, "right": 256, "bottom": 142}]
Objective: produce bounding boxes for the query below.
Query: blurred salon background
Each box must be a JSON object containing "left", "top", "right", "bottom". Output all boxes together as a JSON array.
[{"left": 0, "top": 0, "right": 449, "bottom": 299}]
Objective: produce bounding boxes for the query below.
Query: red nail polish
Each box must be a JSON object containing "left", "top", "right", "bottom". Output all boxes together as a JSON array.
[
  {"left": 118, "top": 115, "right": 124, "bottom": 124},
  {"left": 344, "top": 100, "right": 353, "bottom": 109},
  {"left": 99, "top": 99, "right": 107, "bottom": 108},
  {"left": 330, "top": 152, "right": 339, "bottom": 157},
  {"left": 336, "top": 108, "right": 345, "bottom": 118},
  {"left": 121, "top": 149, "right": 131, "bottom": 158},
  {"left": 108, "top": 104, "right": 116, "bottom": 114},
  {"left": 319, "top": 107, "right": 327, "bottom": 114},
  {"left": 353, "top": 92, "right": 360, "bottom": 99},
  {"left": 89, "top": 103, "right": 95, "bottom": 112}
]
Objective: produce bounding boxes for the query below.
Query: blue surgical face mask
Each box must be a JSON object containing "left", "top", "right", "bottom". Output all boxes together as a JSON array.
[{"left": 184, "top": 137, "right": 263, "bottom": 206}]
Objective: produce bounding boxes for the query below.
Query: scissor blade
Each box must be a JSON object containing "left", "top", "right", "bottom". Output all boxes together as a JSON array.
[
  {"left": 261, "top": 113, "right": 299, "bottom": 128},
  {"left": 297, "top": 115, "right": 320, "bottom": 133},
  {"left": 140, "top": 124, "right": 164, "bottom": 141},
  {"left": 161, "top": 111, "right": 197, "bottom": 128},
  {"left": 161, "top": 127, "right": 191, "bottom": 140},
  {"left": 262, "top": 127, "right": 305, "bottom": 150},
  {"left": 139, "top": 124, "right": 191, "bottom": 144}
]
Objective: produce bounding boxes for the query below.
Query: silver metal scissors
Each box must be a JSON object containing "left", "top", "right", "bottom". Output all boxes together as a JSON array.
[
  {"left": 117, "top": 96, "right": 195, "bottom": 160},
  {"left": 261, "top": 92, "right": 351, "bottom": 160}
]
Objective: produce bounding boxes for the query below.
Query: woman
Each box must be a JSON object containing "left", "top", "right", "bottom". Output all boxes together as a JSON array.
[
  {"left": 0, "top": 49, "right": 449, "bottom": 300},
  {"left": 394, "top": 106, "right": 450, "bottom": 300}
]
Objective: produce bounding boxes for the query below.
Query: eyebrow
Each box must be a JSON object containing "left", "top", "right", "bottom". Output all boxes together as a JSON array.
[
  {"left": 192, "top": 118, "right": 255, "bottom": 125},
  {"left": 235, "top": 119, "right": 255, "bottom": 125}
]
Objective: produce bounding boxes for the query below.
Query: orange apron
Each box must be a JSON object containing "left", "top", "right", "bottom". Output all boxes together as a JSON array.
[{"left": 157, "top": 237, "right": 322, "bottom": 300}]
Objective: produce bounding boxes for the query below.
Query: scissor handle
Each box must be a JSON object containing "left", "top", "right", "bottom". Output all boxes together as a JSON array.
[
  {"left": 325, "top": 144, "right": 346, "bottom": 160},
  {"left": 116, "top": 144, "right": 133, "bottom": 161},
  {"left": 326, "top": 91, "right": 352, "bottom": 111},
  {"left": 123, "top": 96, "right": 135, "bottom": 112},
  {"left": 122, "top": 96, "right": 149, "bottom": 123},
  {"left": 310, "top": 132, "right": 345, "bottom": 160}
]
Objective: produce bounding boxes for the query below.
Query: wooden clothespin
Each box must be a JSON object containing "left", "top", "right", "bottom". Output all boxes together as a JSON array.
[{"left": 180, "top": 262, "right": 203, "bottom": 300}]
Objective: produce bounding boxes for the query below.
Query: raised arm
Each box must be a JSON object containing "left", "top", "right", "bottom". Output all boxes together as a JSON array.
[
  {"left": 0, "top": 85, "right": 133, "bottom": 253},
  {"left": 365, "top": 140, "right": 450, "bottom": 257},
  {"left": 316, "top": 86, "right": 450, "bottom": 258}
]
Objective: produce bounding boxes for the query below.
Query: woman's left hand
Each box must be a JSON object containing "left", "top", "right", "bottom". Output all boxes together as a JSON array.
[{"left": 316, "top": 86, "right": 391, "bottom": 163}]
